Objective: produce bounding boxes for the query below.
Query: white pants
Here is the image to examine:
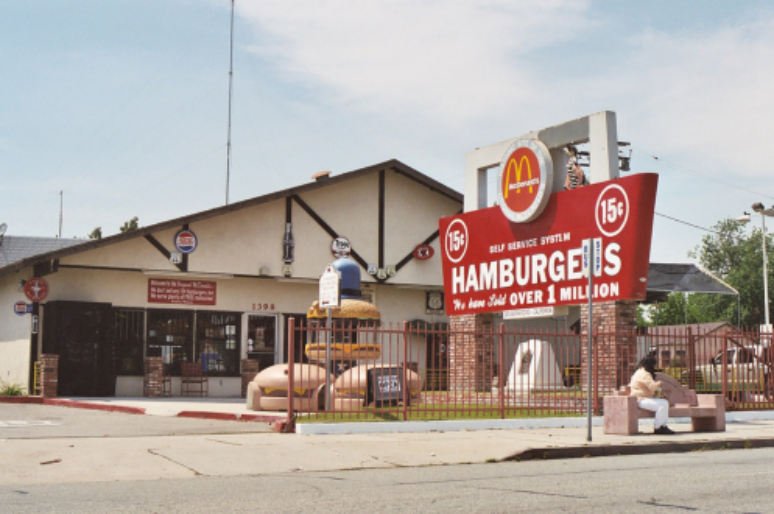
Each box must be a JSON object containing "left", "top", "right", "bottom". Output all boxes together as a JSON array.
[{"left": 638, "top": 397, "right": 669, "bottom": 428}]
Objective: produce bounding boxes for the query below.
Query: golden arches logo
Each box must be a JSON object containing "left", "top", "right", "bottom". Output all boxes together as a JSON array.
[{"left": 503, "top": 154, "right": 537, "bottom": 199}]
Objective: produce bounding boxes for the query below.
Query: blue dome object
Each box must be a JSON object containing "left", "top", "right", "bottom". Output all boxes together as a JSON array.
[{"left": 333, "top": 257, "right": 361, "bottom": 300}]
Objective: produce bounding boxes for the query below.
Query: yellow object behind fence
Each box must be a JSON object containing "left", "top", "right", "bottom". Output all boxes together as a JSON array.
[{"left": 33, "top": 361, "right": 41, "bottom": 395}]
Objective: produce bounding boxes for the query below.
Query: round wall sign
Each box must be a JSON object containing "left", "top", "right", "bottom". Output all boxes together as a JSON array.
[
  {"left": 174, "top": 229, "right": 198, "bottom": 254},
  {"left": 413, "top": 244, "right": 434, "bottom": 260},
  {"left": 24, "top": 277, "right": 49, "bottom": 302},
  {"left": 497, "top": 138, "right": 553, "bottom": 223},
  {"left": 331, "top": 236, "right": 351, "bottom": 258}
]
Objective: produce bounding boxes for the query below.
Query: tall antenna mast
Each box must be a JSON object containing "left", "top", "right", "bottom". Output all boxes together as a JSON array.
[
  {"left": 58, "top": 190, "right": 63, "bottom": 238},
  {"left": 225, "top": 0, "right": 235, "bottom": 205}
]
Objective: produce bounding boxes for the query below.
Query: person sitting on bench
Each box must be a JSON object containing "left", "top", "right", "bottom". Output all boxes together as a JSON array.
[{"left": 630, "top": 355, "right": 675, "bottom": 435}]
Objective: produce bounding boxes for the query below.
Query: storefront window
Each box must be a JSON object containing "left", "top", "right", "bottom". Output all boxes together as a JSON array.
[
  {"left": 196, "top": 312, "right": 240, "bottom": 377},
  {"left": 147, "top": 309, "right": 194, "bottom": 376},
  {"left": 114, "top": 308, "right": 145, "bottom": 376}
]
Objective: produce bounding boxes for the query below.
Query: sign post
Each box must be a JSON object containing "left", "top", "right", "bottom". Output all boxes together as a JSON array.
[
  {"left": 583, "top": 239, "right": 594, "bottom": 441},
  {"left": 319, "top": 265, "right": 341, "bottom": 411}
]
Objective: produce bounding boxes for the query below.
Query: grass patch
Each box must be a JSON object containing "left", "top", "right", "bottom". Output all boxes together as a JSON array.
[
  {"left": 0, "top": 381, "right": 25, "bottom": 396},
  {"left": 297, "top": 406, "right": 585, "bottom": 424}
]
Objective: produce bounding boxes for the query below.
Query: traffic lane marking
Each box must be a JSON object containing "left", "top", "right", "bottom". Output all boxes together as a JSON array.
[{"left": 0, "top": 420, "right": 61, "bottom": 428}]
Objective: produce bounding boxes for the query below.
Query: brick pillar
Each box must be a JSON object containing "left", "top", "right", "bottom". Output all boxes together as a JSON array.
[
  {"left": 240, "top": 359, "right": 260, "bottom": 398},
  {"left": 580, "top": 299, "right": 638, "bottom": 397},
  {"left": 143, "top": 357, "right": 164, "bottom": 398},
  {"left": 448, "top": 313, "right": 494, "bottom": 393},
  {"left": 40, "top": 354, "right": 58, "bottom": 398}
]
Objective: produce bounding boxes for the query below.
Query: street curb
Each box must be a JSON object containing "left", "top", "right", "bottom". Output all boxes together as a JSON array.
[
  {"left": 0, "top": 396, "right": 146, "bottom": 415},
  {"left": 0, "top": 396, "right": 44, "bottom": 404},
  {"left": 44, "top": 399, "right": 147, "bottom": 415},
  {"left": 502, "top": 437, "right": 774, "bottom": 462},
  {"left": 177, "top": 411, "right": 239, "bottom": 421},
  {"left": 177, "top": 411, "right": 281, "bottom": 423}
]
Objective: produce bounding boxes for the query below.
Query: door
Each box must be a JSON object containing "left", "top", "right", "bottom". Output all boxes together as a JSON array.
[
  {"left": 43, "top": 301, "right": 115, "bottom": 397},
  {"left": 246, "top": 315, "right": 278, "bottom": 371}
]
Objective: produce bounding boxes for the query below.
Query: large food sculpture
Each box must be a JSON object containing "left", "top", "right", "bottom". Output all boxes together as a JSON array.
[
  {"left": 305, "top": 257, "right": 382, "bottom": 363},
  {"left": 246, "top": 363, "right": 330, "bottom": 412},
  {"left": 246, "top": 257, "right": 423, "bottom": 412}
]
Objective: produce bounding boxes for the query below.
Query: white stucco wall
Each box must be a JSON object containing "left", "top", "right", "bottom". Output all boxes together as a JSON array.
[{"left": 0, "top": 273, "right": 32, "bottom": 392}]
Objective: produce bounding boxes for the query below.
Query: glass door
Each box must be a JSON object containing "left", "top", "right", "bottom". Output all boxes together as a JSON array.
[{"left": 246, "top": 315, "right": 278, "bottom": 371}]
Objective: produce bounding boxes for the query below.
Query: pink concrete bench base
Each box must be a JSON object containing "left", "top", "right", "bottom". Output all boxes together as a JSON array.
[{"left": 603, "top": 373, "right": 725, "bottom": 435}]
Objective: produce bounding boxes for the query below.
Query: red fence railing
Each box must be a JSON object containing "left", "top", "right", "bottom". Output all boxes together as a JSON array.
[{"left": 281, "top": 319, "right": 774, "bottom": 425}]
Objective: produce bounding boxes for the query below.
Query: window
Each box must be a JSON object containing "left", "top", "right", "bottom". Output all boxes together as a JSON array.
[
  {"left": 114, "top": 309, "right": 145, "bottom": 375},
  {"left": 196, "top": 312, "right": 241, "bottom": 376},
  {"left": 146, "top": 309, "right": 194, "bottom": 376}
]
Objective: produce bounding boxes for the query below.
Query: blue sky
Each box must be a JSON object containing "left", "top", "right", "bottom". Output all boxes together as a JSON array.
[{"left": 2, "top": 1, "right": 774, "bottom": 264}]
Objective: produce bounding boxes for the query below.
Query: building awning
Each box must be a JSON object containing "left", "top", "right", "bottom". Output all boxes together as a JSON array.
[{"left": 645, "top": 263, "right": 738, "bottom": 303}]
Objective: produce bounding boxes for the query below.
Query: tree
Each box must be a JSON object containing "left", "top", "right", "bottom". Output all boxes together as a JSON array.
[
  {"left": 88, "top": 227, "right": 102, "bottom": 239},
  {"left": 119, "top": 217, "right": 139, "bottom": 233},
  {"left": 655, "top": 217, "right": 774, "bottom": 328}
]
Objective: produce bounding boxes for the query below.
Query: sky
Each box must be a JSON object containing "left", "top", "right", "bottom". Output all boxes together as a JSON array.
[{"left": 2, "top": 0, "right": 774, "bottom": 264}]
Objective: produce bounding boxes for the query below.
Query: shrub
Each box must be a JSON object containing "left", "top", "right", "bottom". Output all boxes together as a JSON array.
[{"left": 0, "top": 381, "right": 25, "bottom": 396}]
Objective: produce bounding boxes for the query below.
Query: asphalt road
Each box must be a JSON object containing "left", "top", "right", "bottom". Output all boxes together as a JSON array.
[
  {"left": 0, "top": 404, "right": 273, "bottom": 438},
  {"left": 2, "top": 446, "right": 773, "bottom": 513}
]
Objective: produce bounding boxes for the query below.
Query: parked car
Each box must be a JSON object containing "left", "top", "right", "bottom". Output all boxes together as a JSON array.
[{"left": 685, "top": 345, "right": 772, "bottom": 401}]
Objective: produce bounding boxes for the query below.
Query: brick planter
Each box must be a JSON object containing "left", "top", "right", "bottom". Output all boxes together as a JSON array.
[
  {"left": 143, "top": 357, "right": 164, "bottom": 398},
  {"left": 40, "top": 354, "right": 58, "bottom": 398}
]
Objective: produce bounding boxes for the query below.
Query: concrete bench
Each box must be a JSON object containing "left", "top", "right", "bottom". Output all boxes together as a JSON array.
[{"left": 603, "top": 373, "right": 725, "bottom": 435}]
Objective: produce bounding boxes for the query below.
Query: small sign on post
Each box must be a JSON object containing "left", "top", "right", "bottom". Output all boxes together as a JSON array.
[
  {"left": 319, "top": 265, "right": 341, "bottom": 309},
  {"left": 319, "top": 264, "right": 341, "bottom": 412}
]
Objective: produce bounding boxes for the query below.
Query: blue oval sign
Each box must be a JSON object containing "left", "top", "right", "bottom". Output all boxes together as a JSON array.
[
  {"left": 174, "top": 229, "right": 198, "bottom": 254},
  {"left": 14, "top": 301, "right": 31, "bottom": 316}
]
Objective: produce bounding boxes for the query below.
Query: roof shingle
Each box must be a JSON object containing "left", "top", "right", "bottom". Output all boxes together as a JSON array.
[{"left": 0, "top": 236, "right": 87, "bottom": 268}]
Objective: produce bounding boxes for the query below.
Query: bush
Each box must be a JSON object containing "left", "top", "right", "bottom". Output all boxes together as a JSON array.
[{"left": 0, "top": 381, "right": 25, "bottom": 396}]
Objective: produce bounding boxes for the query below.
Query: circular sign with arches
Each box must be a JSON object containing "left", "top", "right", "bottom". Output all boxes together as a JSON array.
[{"left": 497, "top": 138, "right": 553, "bottom": 223}]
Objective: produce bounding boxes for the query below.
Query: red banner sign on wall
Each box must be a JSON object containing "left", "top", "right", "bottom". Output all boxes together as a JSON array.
[
  {"left": 439, "top": 173, "right": 658, "bottom": 316},
  {"left": 148, "top": 278, "right": 217, "bottom": 306}
]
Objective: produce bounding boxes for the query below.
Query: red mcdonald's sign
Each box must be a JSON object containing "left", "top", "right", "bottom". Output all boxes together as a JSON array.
[{"left": 440, "top": 173, "right": 658, "bottom": 316}]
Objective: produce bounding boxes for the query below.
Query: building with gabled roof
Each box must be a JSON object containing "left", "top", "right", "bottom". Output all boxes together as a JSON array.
[{"left": 0, "top": 160, "right": 462, "bottom": 397}]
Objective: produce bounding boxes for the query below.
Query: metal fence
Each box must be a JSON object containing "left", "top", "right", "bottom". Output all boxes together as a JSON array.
[{"left": 283, "top": 319, "right": 774, "bottom": 425}]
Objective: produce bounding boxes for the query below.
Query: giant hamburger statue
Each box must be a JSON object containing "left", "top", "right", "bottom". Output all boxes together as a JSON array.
[{"left": 305, "top": 257, "right": 382, "bottom": 362}]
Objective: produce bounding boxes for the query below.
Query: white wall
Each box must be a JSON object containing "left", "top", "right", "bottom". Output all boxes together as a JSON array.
[{"left": 0, "top": 273, "right": 32, "bottom": 392}]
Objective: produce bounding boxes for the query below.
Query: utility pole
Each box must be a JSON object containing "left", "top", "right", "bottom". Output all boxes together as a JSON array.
[
  {"left": 225, "top": 0, "right": 235, "bottom": 205},
  {"left": 58, "top": 191, "right": 63, "bottom": 238}
]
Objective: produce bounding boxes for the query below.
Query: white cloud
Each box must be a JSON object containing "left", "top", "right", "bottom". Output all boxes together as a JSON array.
[
  {"left": 614, "top": 20, "right": 774, "bottom": 179},
  {"left": 237, "top": 0, "right": 591, "bottom": 127},
  {"left": 237, "top": 2, "right": 774, "bottom": 182}
]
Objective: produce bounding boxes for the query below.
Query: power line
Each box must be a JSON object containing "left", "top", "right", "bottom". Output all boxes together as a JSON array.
[
  {"left": 641, "top": 149, "right": 774, "bottom": 201},
  {"left": 654, "top": 212, "right": 720, "bottom": 235}
]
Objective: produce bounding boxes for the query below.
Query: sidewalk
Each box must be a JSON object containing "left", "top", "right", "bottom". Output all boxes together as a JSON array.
[
  {"left": 3, "top": 397, "right": 774, "bottom": 485},
  {"left": 2, "top": 407, "right": 774, "bottom": 485}
]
